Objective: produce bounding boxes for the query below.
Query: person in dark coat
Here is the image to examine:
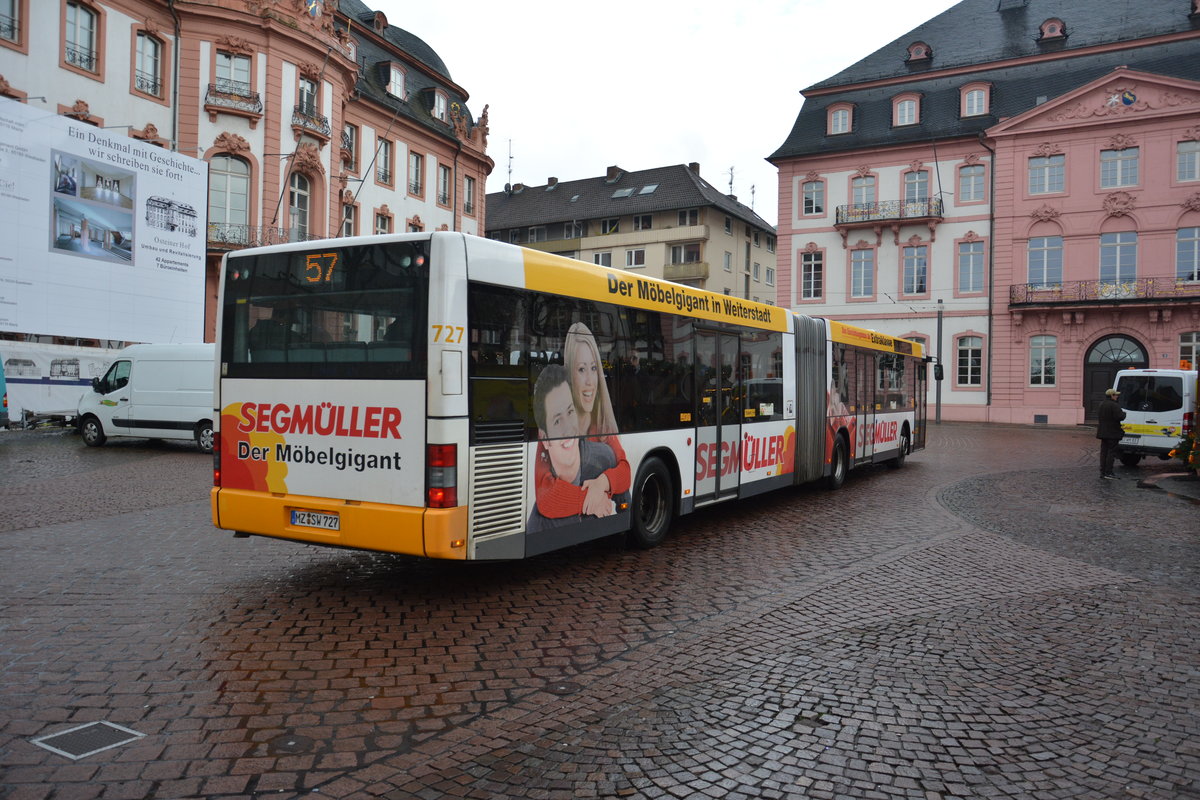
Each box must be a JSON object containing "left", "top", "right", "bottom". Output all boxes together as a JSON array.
[{"left": 1096, "top": 387, "right": 1127, "bottom": 479}]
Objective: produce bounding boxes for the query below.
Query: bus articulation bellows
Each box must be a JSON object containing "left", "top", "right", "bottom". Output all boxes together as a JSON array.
[{"left": 212, "top": 232, "right": 927, "bottom": 560}]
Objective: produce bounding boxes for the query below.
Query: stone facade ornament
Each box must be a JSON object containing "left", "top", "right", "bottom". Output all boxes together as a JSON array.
[
  {"left": 293, "top": 142, "right": 324, "bottom": 176},
  {"left": 1102, "top": 191, "right": 1136, "bottom": 217},
  {"left": 213, "top": 131, "right": 251, "bottom": 154},
  {"left": 1030, "top": 204, "right": 1061, "bottom": 222},
  {"left": 1182, "top": 193, "right": 1200, "bottom": 213},
  {"left": 1106, "top": 133, "right": 1138, "bottom": 150},
  {"left": 1030, "top": 142, "right": 1062, "bottom": 158}
]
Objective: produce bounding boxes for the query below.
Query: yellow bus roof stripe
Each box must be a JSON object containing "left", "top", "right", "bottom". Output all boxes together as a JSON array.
[{"left": 829, "top": 320, "right": 924, "bottom": 358}]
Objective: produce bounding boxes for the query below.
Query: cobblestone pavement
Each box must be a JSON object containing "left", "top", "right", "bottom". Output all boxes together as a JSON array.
[{"left": 0, "top": 423, "right": 1197, "bottom": 800}]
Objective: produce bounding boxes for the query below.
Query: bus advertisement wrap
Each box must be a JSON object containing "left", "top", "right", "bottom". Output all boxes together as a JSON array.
[{"left": 218, "top": 380, "right": 425, "bottom": 506}]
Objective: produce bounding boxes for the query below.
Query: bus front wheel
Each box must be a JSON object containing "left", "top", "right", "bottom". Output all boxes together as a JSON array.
[
  {"left": 889, "top": 429, "right": 909, "bottom": 469},
  {"left": 827, "top": 435, "right": 848, "bottom": 490},
  {"left": 628, "top": 457, "right": 673, "bottom": 550},
  {"left": 80, "top": 415, "right": 106, "bottom": 447}
]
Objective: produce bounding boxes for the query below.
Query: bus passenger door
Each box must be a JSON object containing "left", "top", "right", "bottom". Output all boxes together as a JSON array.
[
  {"left": 856, "top": 350, "right": 876, "bottom": 462},
  {"left": 695, "top": 330, "right": 740, "bottom": 503}
]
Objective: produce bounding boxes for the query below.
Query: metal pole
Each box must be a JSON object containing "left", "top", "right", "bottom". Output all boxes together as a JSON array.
[{"left": 936, "top": 298, "right": 943, "bottom": 424}]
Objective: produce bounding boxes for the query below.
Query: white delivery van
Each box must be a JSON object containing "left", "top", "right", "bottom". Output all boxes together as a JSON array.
[
  {"left": 77, "top": 343, "right": 215, "bottom": 452},
  {"left": 1113, "top": 367, "right": 1198, "bottom": 467}
]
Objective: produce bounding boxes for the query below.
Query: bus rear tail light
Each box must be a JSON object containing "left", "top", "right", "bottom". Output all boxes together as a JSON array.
[
  {"left": 213, "top": 431, "right": 221, "bottom": 486},
  {"left": 1184, "top": 410, "right": 1194, "bottom": 438},
  {"left": 427, "top": 444, "right": 458, "bottom": 508}
]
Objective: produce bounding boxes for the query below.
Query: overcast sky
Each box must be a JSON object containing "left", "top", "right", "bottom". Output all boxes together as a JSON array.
[{"left": 376, "top": 0, "right": 961, "bottom": 226}]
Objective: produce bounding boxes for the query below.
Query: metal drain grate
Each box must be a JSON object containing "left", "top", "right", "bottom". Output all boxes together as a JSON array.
[{"left": 31, "top": 721, "right": 145, "bottom": 760}]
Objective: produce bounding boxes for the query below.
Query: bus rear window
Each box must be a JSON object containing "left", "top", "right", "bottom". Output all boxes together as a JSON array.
[
  {"left": 1116, "top": 375, "right": 1184, "bottom": 413},
  {"left": 221, "top": 241, "right": 429, "bottom": 380}
]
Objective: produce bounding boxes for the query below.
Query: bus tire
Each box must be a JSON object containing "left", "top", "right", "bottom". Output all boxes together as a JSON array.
[
  {"left": 80, "top": 415, "right": 106, "bottom": 447},
  {"left": 826, "top": 434, "right": 848, "bottom": 490},
  {"left": 627, "top": 457, "right": 673, "bottom": 550},
  {"left": 889, "top": 428, "right": 909, "bottom": 469},
  {"left": 196, "top": 420, "right": 214, "bottom": 454}
]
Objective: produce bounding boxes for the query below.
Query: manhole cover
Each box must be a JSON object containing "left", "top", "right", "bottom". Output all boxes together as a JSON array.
[
  {"left": 544, "top": 681, "right": 582, "bottom": 695},
  {"left": 269, "top": 734, "right": 314, "bottom": 754},
  {"left": 31, "top": 721, "right": 145, "bottom": 760}
]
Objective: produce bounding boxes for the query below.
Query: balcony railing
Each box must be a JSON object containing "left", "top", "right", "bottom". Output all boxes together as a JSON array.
[
  {"left": 292, "top": 104, "right": 331, "bottom": 138},
  {"left": 65, "top": 44, "right": 97, "bottom": 72},
  {"left": 205, "top": 82, "right": 263, "bottom": 115},
  {"left": 376, "top": 168, "right": 391, "bottom": 184},
  {"left": 207, "top": 223, "right": 323, "bottom": 249},
  {"left": 835, "top": 198, "right": 944, "bottom": 225},
  {"left": 1009, "top": 277, "right": 1200, "bottom": 305},
  {"left": 134, "top": 69, "right": 161, "bottom": 97},
  {"left": 1, "top": 13, "right": 18, "bottom": 42}
]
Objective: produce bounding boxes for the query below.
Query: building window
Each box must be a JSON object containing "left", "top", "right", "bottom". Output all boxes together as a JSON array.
[
  {"left": 1100, "top": 231, "right": 1137, "bottom": 284},
  {"left": 1177, "top": 140, "right": 1199, "bottom": 182},
  {"left": 723, "top": 251, "right": 732, "bottom": 272},
  {"left": 463, "top": 176, "right": 476, "bottom": 215},
  {"left": 1030, "top": 335, "right": 1056, "bottom": 386},
  {"left": 802, "top": 180, "right": 824, "bottom": 215},
  {"left": 894, "top": 98, "right": 917, "bottom": 126},
  {"left": 1181, "top": 332, "right": 1200, "bottom": 370},
  {"left": 828, "top": 106, "right": 851, "bottom": 135},
  {"left": 1029, "top": 154, "right": 1064, "bottom": 194},
  {"left": 524, "top": 226, "right": 544, "bottom": 243},
  {"left": 902, "top": 245, "right": 927, "bottom": 294},
  {"left": 1100, "top": 147, "right": 1138, "bottom": 188},
  {"left": 433, "top": 91, "right": 447, "bottom": 121},
  {"left": 724, "top": 217, "right": 732, "bottom": 234},
  {"left": 437, "top": 164, "right": 451, "bottom": 205},
  {"left": 594, "top": 252, "right": 612, "bottom": 267},
  {"left": 600, "top": 218, "right": 619, "bottom": 234},
  {"left": 288, "top": 173, "right": 310, "bottom": 240},
  {"left": 376, "top": 139, "right": 392, "bottom": 184},
  {"left": 626, "top": 248, "right": 645, "bottom": 267},
  {"left": 216, "top": 51, "right": 251, "bottom": 95},
  {"left": 766, "top": 236, "right": 775, "bottom": 253},
  {"left": 65, "top": 1, "right": 97, "bottom": 72},
  {"left": 753, "top": 232, "right": 761, "bottom": 248},
  {"left": 342, "top": 124, "right": 358, "bottom": 171},
  {"left": 904, "top": 171, "right": 929, "bottom": 202},
  {"left": 801, "top": 251, "right": 822, "bottom": 300},
  {"left": 208, "top": 155, "right": 249, "bottom": 228},
  {"left": 958, "top": 240, "right": 985, "bottom": 294},
  {"left": 671, "top": 243, "right": 701, "bottom": 264},
  {"left": 752, "top": 262, "right": 761, "bottom": 281},
  {"left": 852, "top": 175, "right": 876, "bottom": 206},
  {"left": 508, "top": 229, "right": 523, "bottom": 244},
  {"left": 387, "top": 64, "right": 406, "bottom": 98},
  {"left": 298, "top": 77, "right": 318, "bottom": 116},
  {"left": 1178, "top": 227, "right": 1200, "bottom": 282},
  {"left": 563, "top": 221, "right": 584, "bottom": 238},
  {"left": 851, "top": 248, "right": 874, "bottom": 298},
  {"left": 408, "top": 151, "right": 423, "bottom": 194},
  {"left": 679, "top": 209, "right": 699, "bottom": 226},
  {"left": 634, "top": 214, "right": 652, "bottom": 231},
  {"left": 765, "top": 267, "right": 775, "bottom": 287},
  {"left": 1028, "top": 236, "right": 1062, "bottom": 287},
  {"left": 1, "top": 0, "right": 20, "bottom": 44},
  {"left": 962, "top": 87, "right": 987, "bottom": 117},
  {"left": 135, "top": 32, "right": 162, "bottom": 97},
  {"left": 341, "top": 204, "right": 356, "bottom": 237},
  {"left": 958, "top": 164, "right": 985, "bottom": 202},
  {"left": 957, "top": 336, "right": 983, "bottom": 386},
  {"left": 407, "top": 219, "right": 423, "bottom": 233}
]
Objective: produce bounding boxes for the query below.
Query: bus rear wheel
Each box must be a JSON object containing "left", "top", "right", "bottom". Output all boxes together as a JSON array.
[
  {"left": 80, "top": 415, "right": 106, "bottom": 447},
  {"left": 827, "top": 435, "right": 848, "bottom": 490},
  {"left": 628, "top": 457, "right": 673, "bottom": 549}
]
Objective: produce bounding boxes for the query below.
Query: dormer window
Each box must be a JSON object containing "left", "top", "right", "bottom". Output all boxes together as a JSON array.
[
  {"left": 387, "top": 64, "right": 406, "bottom": 99},
  {"left": 433, "top": 91, "right": 447, "bottom": 121},
  {"left": 372, "top": 11, "right": 387, "bottom": 33},
  {"left": 827, "top": 103, "right": 853, "bottom": 135},
  {"left": 961, "top": 83, "right": 990, "bottom": 117},
  {"left": 1039, "top": 18, "right": 1066, "bottom": 40},
  {"left": 893, "top": 95, "right": 920, "bottom": 127},
  {"left": 906, "top": 41, "right": 932, "bottom": 62}
]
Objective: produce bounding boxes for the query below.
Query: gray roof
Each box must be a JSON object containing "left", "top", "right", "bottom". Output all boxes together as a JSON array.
[
  {"left": 770, "top": 0, "right": 1200, "bottom": 161},
  {"left": 337, "top": 0, "right": 480, "bottom": 139},
  {"left": 485, "top": 165, "right": 775, "bottom": 233}
]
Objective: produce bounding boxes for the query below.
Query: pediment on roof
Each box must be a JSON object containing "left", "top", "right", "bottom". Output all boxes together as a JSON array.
[{"left": 988, "top": 68, "right": 1200, "bottom": 137}]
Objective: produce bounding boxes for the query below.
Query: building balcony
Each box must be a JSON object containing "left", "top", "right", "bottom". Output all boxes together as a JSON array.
[
  {"left": 292, "top": 104, "right": 331, "bottom": 141},
  {"left": 664, "top": 261, "right": 709, "bottom": 282},
  {"left": 134, "top": 70, "right": 162, "bottom": 98},
  {"left": 1009, "top": 277, "right": 1200, "bottom": 307},
  {"left": 834, "top": 198, "right": 943, "bottom": 246},
  {"left": 207, "top": 223, "right": 323, "bottom": 250},
  {"left": 204, "top": 82, "right": 263, "bottom": 125},
  {"left": 65, "top": 44, "right": 97, "bottom": 72}
]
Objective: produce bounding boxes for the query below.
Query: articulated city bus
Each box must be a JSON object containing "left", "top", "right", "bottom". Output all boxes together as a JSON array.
[{"left": 212, "top": 232, "right": 926, "bottom": 560}]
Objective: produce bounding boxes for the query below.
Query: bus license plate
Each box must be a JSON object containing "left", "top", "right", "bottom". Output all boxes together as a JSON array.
[
  {"left": 291, "top": 509, "right": 340, "bottom": 530},
  {"left": 1120, "top": 435, "right": 1139, "bottom": 446}
]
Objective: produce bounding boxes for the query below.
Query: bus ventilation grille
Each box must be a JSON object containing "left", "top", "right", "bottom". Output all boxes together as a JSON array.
[
  {"left": 473, "top": 420, "right": 525, "bottom": 444},
  {"left": 469, "top": 442, "right": 527, "bottom": 537}
]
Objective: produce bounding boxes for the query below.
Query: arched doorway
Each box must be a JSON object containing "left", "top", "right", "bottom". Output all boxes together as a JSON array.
[{"left": 1083, "top": 335, "right": 1147, "bottom": 420}]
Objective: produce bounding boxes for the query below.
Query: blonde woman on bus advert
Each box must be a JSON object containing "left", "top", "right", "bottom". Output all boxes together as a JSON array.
[{"left": 1096, "top": 387, "right": 1126, "bottom": 479}]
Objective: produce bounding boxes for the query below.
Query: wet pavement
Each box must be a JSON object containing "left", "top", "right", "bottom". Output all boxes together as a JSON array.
[{"left": 0, "top": 423, "right": 1197, "bottom": 799}]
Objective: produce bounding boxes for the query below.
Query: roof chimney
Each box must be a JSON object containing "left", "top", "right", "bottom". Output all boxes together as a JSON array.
[
  {"left": 605, "top": 165, "right": 623, "bottom": 183},
  {"left": 688, "top": 162, "right": 700, "bottom": 175},
  {"left": 512, "top": 183, "right": 526, "bottom": 194}
]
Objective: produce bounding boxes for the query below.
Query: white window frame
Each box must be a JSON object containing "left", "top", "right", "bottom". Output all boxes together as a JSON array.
[
  {"left": 1030, "top": 335, "right": 1056, "bottom": 386},
  {"left": 958, "top": 335, "right": 984, "bottom": 387},
  {"left": 1028, "top": 236, "right": 1063, "bottom": 287},
  {"left": 1178, "top": 227, "right": 1200, "bottom": 282},
  {"left": 1176, "top": 140, "right": 1199, "bottom": 183},
  {"left": 1100, "top": 147, "right": 1139, "bottom": 188},
  {"left": 1099, "top": 231, "right": 1137, "bottom": 284},
  {"left": 959, "top": 165, "right": 984, "bottom": 202},
  {"left": 626, "top": 248, "right": 645, "bottom": 268},
  {"left": 957, "top": 240, "right": 984, "bottom": 294},
  {"left": 387, "top": 64, "right": 406, "bottom": 99},
  {"left": 851, "top": 249, "right": 874, "bottom": 298},
  {"left": 593, "top": 252, "right": 612, "bottom": 267},
  {"left": 1028, "top": 155, "right": 1064, "bottom": 194},
  {"left": 801, "top": 251, "right": 822, "bottom": 300}
]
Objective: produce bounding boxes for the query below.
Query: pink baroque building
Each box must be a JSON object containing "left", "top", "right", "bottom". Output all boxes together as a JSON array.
[
  {"left": 0, "top": 0, "right": 492, "bottom": 342},
  {"left": 770, "top": 0, "right": 1200, "bottom": 426}
]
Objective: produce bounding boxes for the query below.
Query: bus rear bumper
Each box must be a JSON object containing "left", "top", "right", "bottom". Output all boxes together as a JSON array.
[{"left": 211, "top": 488, "right": 468, "bottom": 559}]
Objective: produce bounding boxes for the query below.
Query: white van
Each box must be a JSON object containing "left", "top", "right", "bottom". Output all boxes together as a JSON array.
[
  {"left": 1113, "top": 367, "right": 1198, "bottom": 467},
  {"left": 77, "top": 343, "right": 215, "bottom": 452}
]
